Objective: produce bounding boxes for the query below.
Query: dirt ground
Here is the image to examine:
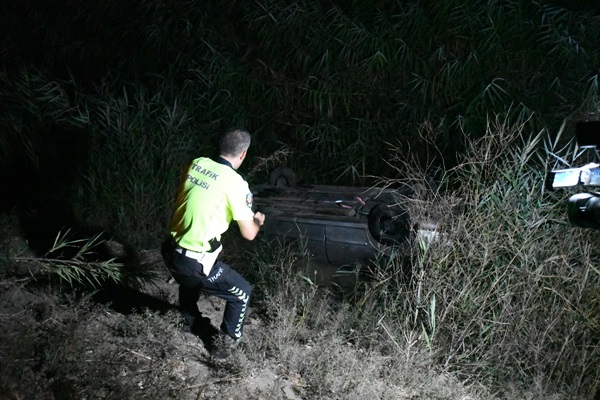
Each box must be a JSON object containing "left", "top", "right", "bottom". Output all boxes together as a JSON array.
[
  {"left": 0, "top": 230, "right": 491, "bottom": 400},
  {"left": 138, "top": 250, "right": 308, "bottom": 400},
  {"left": 0, "top": 247, "right": 308, "bottom": 400}
]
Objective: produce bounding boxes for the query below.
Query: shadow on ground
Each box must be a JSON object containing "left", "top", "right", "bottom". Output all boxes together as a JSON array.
[{"left": 90, "top": 280, "right": 221, "bottom": 352}]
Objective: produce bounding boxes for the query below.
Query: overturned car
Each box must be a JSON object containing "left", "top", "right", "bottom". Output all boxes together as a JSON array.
[{"left": 252, "top": 167, "right": 439, "bottom": 268}]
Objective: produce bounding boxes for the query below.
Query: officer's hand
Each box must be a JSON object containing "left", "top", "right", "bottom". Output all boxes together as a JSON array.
[{"left": 254, "top": 212, "right": 266, "bottom": 227}]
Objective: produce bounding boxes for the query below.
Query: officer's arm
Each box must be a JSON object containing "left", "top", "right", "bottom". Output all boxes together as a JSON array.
[{"left": 237, "top": 212, "right": 265, "bottom": 241}]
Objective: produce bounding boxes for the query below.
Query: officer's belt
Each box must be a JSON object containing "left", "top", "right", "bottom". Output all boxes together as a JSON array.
[
  {"left": 173, "top": 236, "right": 220, "bottom": 256},
  {"left": 176, "top": 244, "right": 223, "bottom": 276}
]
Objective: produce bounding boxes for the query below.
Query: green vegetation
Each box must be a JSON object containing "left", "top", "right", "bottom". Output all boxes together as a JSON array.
[
  {"left": 383, "top": 118, "right": 599, "bottom": 396},
  {"left": 242, "top": 117, "right": 600, "bottom": 397},
  {"left": 0, "top": 0, "right": 599, "bottom": 398}
]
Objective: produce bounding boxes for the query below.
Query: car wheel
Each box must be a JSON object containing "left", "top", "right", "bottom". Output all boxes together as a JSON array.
[
  {"left": 368, "top": 203, "right": 411, "bottom": 246},
  {"left": 269, "top": 166, "right": 297, "bottom": 188}
]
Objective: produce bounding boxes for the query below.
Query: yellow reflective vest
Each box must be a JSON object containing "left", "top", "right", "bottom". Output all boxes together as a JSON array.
[{"left": 170, "top": 157, "right": 254, "bottom": 252}]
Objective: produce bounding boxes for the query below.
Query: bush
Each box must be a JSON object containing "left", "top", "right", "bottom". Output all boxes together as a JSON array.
[{"left": 361, "top": 118, "right": 600, "bottom": 397}]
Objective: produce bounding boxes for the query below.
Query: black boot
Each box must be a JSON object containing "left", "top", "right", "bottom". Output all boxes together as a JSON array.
[{"left": 209, "top": 331, "right": 241, "bottom": 359}]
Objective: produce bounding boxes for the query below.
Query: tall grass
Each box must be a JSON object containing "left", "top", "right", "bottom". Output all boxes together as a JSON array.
[
  {"left": 1, "top": 2, "right": 599, "bottom": 182},
  {"left": 243, "top": 118, "right": 599, "bottom": 397},
  {"left": 352, "top": 118, "right": 600, "bottom": 397},
  {"left": 3, "top": 1, "right": 600, "bottom": 188},
  {"left": 239, "top": 236, "right": 487, "bottom": 399}
]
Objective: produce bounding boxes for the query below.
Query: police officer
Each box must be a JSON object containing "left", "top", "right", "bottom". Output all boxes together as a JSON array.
[{"left": 161, "top": 128, "right": 265, "bottom": 358}]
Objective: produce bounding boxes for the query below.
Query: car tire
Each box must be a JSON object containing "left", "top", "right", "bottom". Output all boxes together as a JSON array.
[
  {"left": 368, "top": 203, "right": 411, "bottom": 246},
  {"left": 270, "top": 166, "right": 297, "bottom": 188}
]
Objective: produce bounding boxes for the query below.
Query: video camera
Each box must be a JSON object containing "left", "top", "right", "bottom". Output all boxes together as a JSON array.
[{"left": 549, "top": 121, "right": 600, "bottom": 229}]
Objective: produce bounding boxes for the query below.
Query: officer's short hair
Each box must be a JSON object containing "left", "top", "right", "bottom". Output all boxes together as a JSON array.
[{"left": 219, "top": 128, "right": 251, "bottom": 157}]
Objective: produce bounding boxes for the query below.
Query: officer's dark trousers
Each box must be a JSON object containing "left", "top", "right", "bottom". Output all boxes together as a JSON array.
[{"left": 161, "top": 238, "right": 251, "bottom": 341}]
